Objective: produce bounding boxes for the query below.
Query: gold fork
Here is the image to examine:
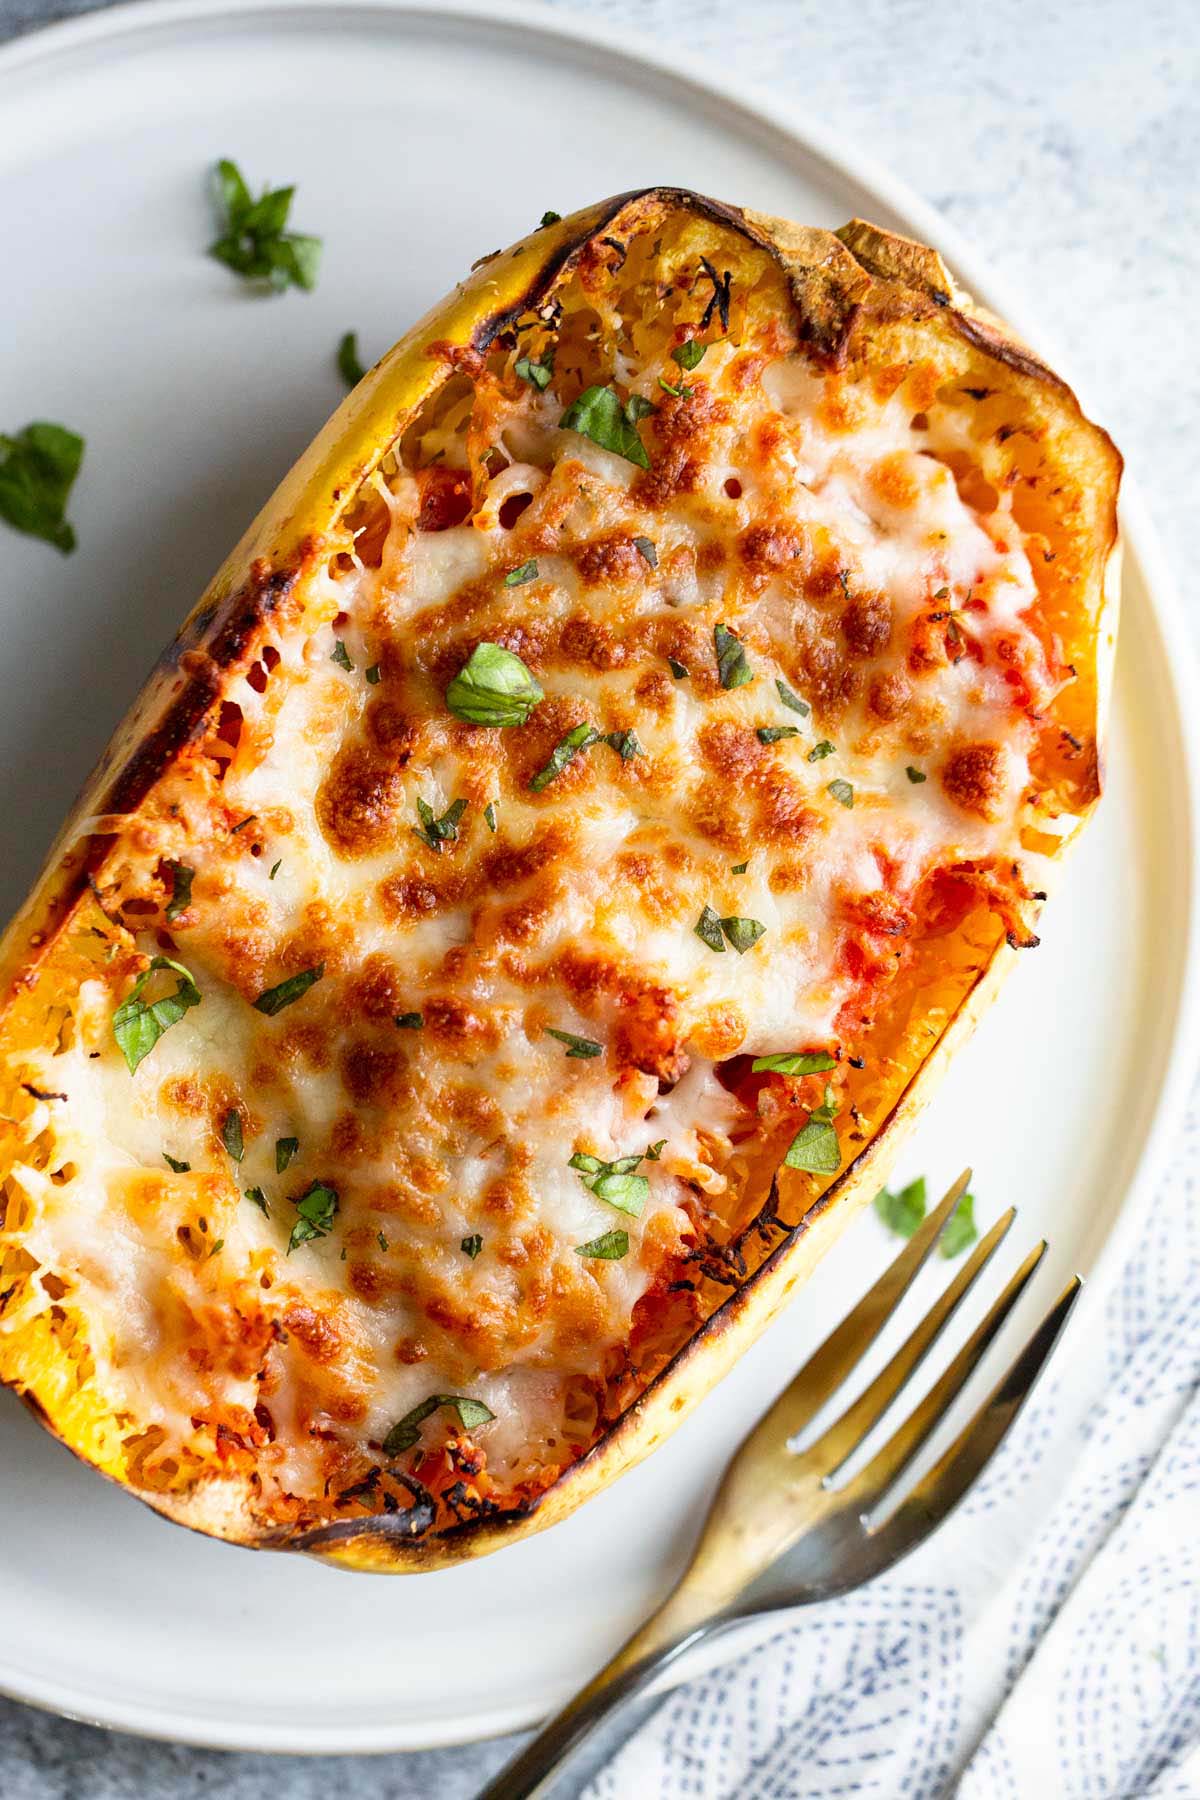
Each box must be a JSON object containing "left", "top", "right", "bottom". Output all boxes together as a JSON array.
[{"left": 478, "top": 1171, "right": 1079, "bottom": 1799}]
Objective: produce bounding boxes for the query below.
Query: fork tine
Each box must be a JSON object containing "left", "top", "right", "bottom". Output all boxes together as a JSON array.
[
  {"left": 750, "top": 1170, "right": 973, "bottom": 1447},
  {"left": 859, "top": 1276, "right": 1082, "bottom": 1566},
  {"left": 839, "top": 1239, "right": 1048, "bottom": 1511},
  {"left": 807, "top": 1206, "right": 1017, "bottom": 1479}
]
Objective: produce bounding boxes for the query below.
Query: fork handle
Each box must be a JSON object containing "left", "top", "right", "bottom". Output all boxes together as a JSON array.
[{"left": 476, "top": 1614, "right": 728, "bottom": 1800}]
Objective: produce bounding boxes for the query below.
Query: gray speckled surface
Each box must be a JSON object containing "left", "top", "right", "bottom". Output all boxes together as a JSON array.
[{"left": 0, "top": 0, "right": 1196, "bottom": 1794}]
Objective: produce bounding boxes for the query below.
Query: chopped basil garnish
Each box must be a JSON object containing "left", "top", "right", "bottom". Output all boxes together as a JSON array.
[
  {"left": 695, "top": 904, "right": 726, "bottom": 953},
  {"left": 570, "top": 1152, "right": 650, "bottom": 1217},
  {"left": 287, "top": 1180, "right": 339, "bottom": 1252},
  {"left": 775, "top": 679, "right": 809, "bottom": 716},
  {"left": 164, "top": 860, "right": 194, "bottom": 922},
  {"left": 906, "top": 766, "right": 927, "bottom": 784},
  {"left": 221, "top": 1108, "right": 244, "bottom": 1162},
  {"left": 752, "top": 1050, "right": 837, "bottom": 1076},
  {"left": 546, "top": 1027, "right": 603, "bottom": 1059},
  {"left": 254, "top": 964, "right": 324, "bottom": 1015},
  {"left": 394, "top": 1012, "right": 423, "bottom": 1030},
  {"left": 939, "top": 1190, "right": 978, "bottom": 1258},
  {"left": 672, "top": 340, "right": 706, "bottom": 371},
  {"left": 382, "top": 1394, "right": 495, "bottom": 1457},
  {"left": 784, "top": 1087, "right": 841, "bottom": 1175},
  {"left": 575, "top": 1229, "right": 629, "bottom": 1261},
  {"left": 366, "top": 663, "right": 381, "bottom": 685},
  {"left": 808, "top": 740, "right": 835, "bottom": 762},
  {"left": 504, "top": 559, "right": 538, "bottom": 586},
  {"left": 414, "top": 795, "right": 467, "bottom": 851},
  {"left": 559, "top": 385, "right": 652, "bottom": 469},
  {"left": 539, "top": 210, "right": 562, "bottom": 226},
  {"left": 530, "top": 722, "right": 600, "bottom": 791},
  {"left": 731, "top": 861, "right": 748, "bottom": 875},
  {"left": 828, "top": 779, "right": 854, "bottom": 808},
  {"left": 269, "top": 860, "right": 281, "bottom": 880},
  {"left": 668, "top": 658, "right": 688, "bottom": 680},
  {"left": 209, "top": 1239, "right": 225, "bottom": 1258},
  {"left": 113, "top": 956, "right": 201, "bottom": 1074},
  {"left": 634, "top": 536, "right": 657, "bottom": 568},
  {"left": 245, "top": 1185, "right": 270, "bottom": 1216},
  {"left": 0, "top": 421, "right": 85, "bottom": 554},
  {"left": 484, "top": 801, "right": 498, "bottom": 832},
  {"left": 658, "top": 377, "right": 692, "bottom": 399},
  {"left": 720, "top": 915, "right": 765, "bottom": 955},
  {"left": 445, "top": 641, "right": 544, "bottom": 728},
  {"left": 337, "top": 331, "right": 366, "bottom": 387},
  {"left": 331, "top": 639, "right": 353, "bottom": 671},
  {"left": 645, "top": 1139, "right": 667, "bottom": 1160},
  {"left": 230, "top": 814, "right": 256, "bottom": 834},
  {"left": 606, "top": 729, "right": 644, "bottom": 762},
  {"left": 714, "top": 623, "right": 753, "bottom": 689},
  {"left": 209, "top": 158, "right": 322, "bottom": 294},
  {"left": 275, "top": 1136, "right": 299, "bottom": 1172},
  {"left": 758, "top": 726, "right": 799, "bottom": 745},
  {"left": 874, "top": 1175, "right": 927, "bottom": 1239},
  {"left": 377, "top": 1230, "right": 389, "bottom": 1252},
  {"left": 163, "top": 1153, "right": 191, "bottom": 1173},
  {"left": 461, "top": 1233, "right": 483, "bottom": 1259},
  {"left": 515, "top": 350, "right": 554, "bottom": 390}
]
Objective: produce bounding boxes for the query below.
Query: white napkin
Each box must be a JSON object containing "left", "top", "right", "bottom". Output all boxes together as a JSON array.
[{"left": 586, "top": 1089, "right": 1200, "bottom": 1799}]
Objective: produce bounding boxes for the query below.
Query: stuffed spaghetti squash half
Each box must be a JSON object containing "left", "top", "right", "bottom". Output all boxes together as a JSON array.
[{"left": 0, "top": 190, "right": 1120, "bottom": 1570}]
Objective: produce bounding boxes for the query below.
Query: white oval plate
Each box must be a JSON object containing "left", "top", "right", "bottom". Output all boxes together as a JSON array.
[{"left": 0, "top": 0, "right": 1197, "bottom": 1757}]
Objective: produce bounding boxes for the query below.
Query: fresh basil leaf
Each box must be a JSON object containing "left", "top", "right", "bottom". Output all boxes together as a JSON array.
[
  {"left": 287, "top": 1180, "right": 339, "bottom": 1252},
  {"left": 268, "top": 860, "right": 281, "bottom": 880},
  {"left": 714, "top": 623, "right": 753, "bottom": 690},
  {"left": 546, "top": 1027, "right": 603, "bottom": 1059},
  {"left": 575, "top": 1229, "right": 629, "bottom": 1261},
  {"left": 784, "top": 1111, "right": 841, "bottom": 1175},
  {"left": 209, "top": 159, "right": 322, "bottom": 294},
  {"left": 245, "top": 1185, "right": 270, "bottom": 1216},
  {"left": 757, "top": 726, "right": 799, "bottom": 745},
  {"left": 808, "top": 740, "right": 835, "bottom": 762},
  {"left": 719, "top": 915, "right": 765, "bottom": 954},
  {"left": 484, "top": 802, "right": 498, "bottom": 832},
  {"left": 253, "top": 964, "right": 324, "bottom": 1015},
  {"left": 539, "top": 210, "right": 562, "bottom": 226},
  {"left": 624, "top": 393, "right": 655, "bottom": 424},
  {"left": 672, "top": 340, "right": 706, "bottom": 371},
  {"left": 461, "top": 1233, "right": 483, "bottom": 1259},
  {"left": 828, "top": 778, "right": 854, "bottom": 808},
  {"left": 0, "top": 421, "right": 85, "bottom": 554},
  {"left": 504, "top": 559, "right": 539, "bottom": 587},
  {"left": 775, "top": 678, "right": 809, "bottom": 716},
  {"left": 446, "top": 641, "right": 544, "bottom": 728},
  {"left": 605, "top": 729, "right": 644, "bottom": 762},
  {"left": 366, "top": 663, "right": 381, "bottom": 685},
  {"left": 645, "top": 1139, "right": 666, "bottom": 1160},
  {"left": 730, "top": 861, "right": 748, "bottom": 874},
  {"left": 414, "top": 795, "right": 468, "bottom": 851},
  {"left": 695, "top": 904, "right": 726, "bottom": 953},
  {"left": 752, "top": 1051, "right": 837, "bottom": 1076},
  {"left": 939, "top": 1191, "right": 978, "bottom": 1258},
  {"left": 559, "top": 385, "right": 651, "bottom": 469},
  {"left": 337, "top": 331, "right": 366, "bottom": 387},
  {"left": 874, "top": 1176, "right": 927, "bottom": 1239},
  {"left": 530, "top": 723, "right": 599, "bottom": 791},
  {"left": 163, "top": 1153, "right": 191, "bottom": 1173},
  {"left": 382, "top": 1394, "right": 495, "bottom": 1457},
  {"left": 275, "top": 1137, "right": 299, "bottom": 1172},
  {"left": 633, "top": 536, "right": 657, "bottom": 568},
  {"left": 164, "top": 860, "right": 194, "bottom": 922},
  {"left": 221, "top": 1108, "right": 244, "bottom": 1162},
  {"left": 668, "top": 658, "right": 688, "bottom": 680},
  {"left": 570, "top": 1151, "right": 650, "bottom": 1217},
  {"left": 658, "top": 377, "right": 691, "bottom": 398},
  {"left": 113, "top": 956, "right": 201, "bottom": 1073},
  {"left": 394, "top": 1012, "right": 423, "bottom": 1030},
  {"left": 331, "top": 639, "right": 354, "bottom": 671},
  {"left": 515, "top": 351, "right": 554, "bottom": 390},
  {"left": 906, "top": 765, "right": 927, "bottom": 784}
]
